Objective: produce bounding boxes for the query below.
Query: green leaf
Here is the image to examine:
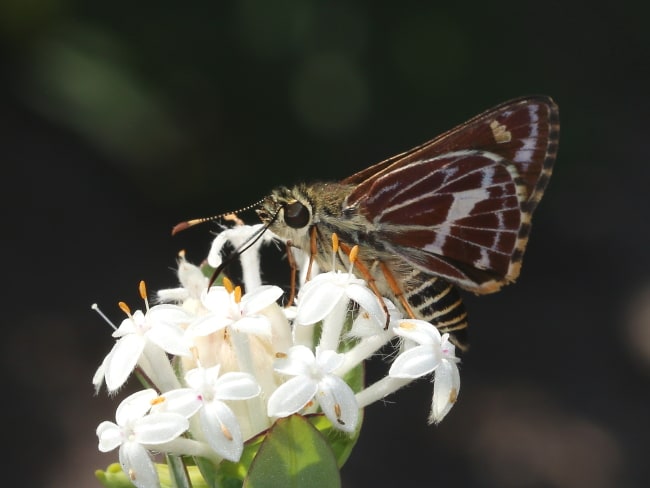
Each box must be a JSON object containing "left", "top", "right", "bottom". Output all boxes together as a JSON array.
[
  {"left": 95, "top": 462, "right": 210, "bottom": 488},
  {"left": 307, "top": 412, "right": 363, "bottom": 468},
  {"left": 243, "top": 415, "right": 341, "bottom": 488}
]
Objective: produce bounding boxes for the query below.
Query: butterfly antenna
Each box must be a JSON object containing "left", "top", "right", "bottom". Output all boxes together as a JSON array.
[{"left": 171, "top": 198, "right": 265, "bottom": 235}]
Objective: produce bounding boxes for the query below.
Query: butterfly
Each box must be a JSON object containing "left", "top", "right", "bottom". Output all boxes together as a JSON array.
[{"left": 254, "top": 96, "right": 559, "bottom": 349}]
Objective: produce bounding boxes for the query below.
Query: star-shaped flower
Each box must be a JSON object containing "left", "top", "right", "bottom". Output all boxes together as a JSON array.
[
  {"left": 179, "top": 364, "right": 261, "bottom": 461},
  {"left": 188, "top": 280, "right": 283, "bottom": 338},
  {"left": 100, "top": 303, "right": 193, "bottom": 392},
  {"left": 96, "top": 389, "right": 189, "bottom": 488},
  {"left": 389, "top": 319, "right": 460, "bottom": 423},
  {"left": 267, "top": 345, "right": 359, "bottom": 433}
]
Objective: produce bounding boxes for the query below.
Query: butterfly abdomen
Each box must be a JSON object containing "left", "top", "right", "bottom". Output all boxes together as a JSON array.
[{"left": 404, "top": 270, "right": 469, "bottom": 349}]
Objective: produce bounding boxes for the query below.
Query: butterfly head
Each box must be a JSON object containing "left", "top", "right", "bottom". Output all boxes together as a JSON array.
[{"left": 256, "top": 186, "right": 315, "bottom": 245}]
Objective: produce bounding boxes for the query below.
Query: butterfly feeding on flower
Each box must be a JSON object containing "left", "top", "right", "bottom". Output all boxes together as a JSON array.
[{"left": 176, "top": 96, "right": 560, "bottom": 350}]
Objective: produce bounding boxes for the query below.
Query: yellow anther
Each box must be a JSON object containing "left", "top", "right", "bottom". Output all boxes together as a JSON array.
[
  {"left": 349, "top": 245, "right": 359, "bottom": 264},
  {"left": 118, "top": 301, "right": 131, "bottom": 316},
  {"left": 449, "top": 388, "right": 458, "bottom": 404},
  {"left": 221, "top": 422, "right": 233, "bottom": 441},
  {"left": 234, "top": 285, "right": 242, "bottom": 304},
  {"left": 399, "top": 321, "right": 416, "bottom": 330},
  {"left": 138, "top": 280, "right": 147, "bottom": 300},
  {"left": 332, "top": 233, "right": 339, "bottom": 253},
  {"left": 275, "top": 351, "right": 287, "bottom": 359},
  {"left": 150, "top": 396, "right": 166, "bottom": 406},
  {"left": 222, "top": 276, "right": 234, "bottom": 294}
]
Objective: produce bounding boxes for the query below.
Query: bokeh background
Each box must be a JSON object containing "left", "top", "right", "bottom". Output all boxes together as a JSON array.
[{"left": 2, "top": 1, "right": 648, "bottom": 487}]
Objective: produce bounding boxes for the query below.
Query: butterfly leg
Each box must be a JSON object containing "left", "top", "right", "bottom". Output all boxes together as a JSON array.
[
  {"left": 284, "top": 240, "right": 298, "bottom": 307},
  {"left": 377, "top": 261, "right": 418, "bottom": 320},
  {"left": 338, "top": 242, "right": 393, "bottom": 329}
]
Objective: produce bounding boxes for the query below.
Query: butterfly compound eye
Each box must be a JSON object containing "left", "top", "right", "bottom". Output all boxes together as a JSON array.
[{"left": 284, "top": 201, "right": 310, "bottom": 229}]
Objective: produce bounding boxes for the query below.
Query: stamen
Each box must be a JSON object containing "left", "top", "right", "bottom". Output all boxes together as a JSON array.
[
  {"left": 91, "top": 303, "right": 118, "bottom": 331},
  {"left": 275, "top": 352, "right": 287, "bottom": 359},
  {"left": 222, "top": 276, "right": 234, "bottom": 294},
  {"left": 221, "top": 421, "right": 233, "bottom": 441},
  {"left": 118, "top": 301, "right": 132, "bottom": 317},
  {"left": 138, "top": 280, "right": 149, "bottom": 310},
  {"left": 399, "top": 321, "right": 416, "bottom": 330},
  {"left": 334, "top": 403, "right": 345, "bottom": 425},
  {"left": 331, "top": 233, "right": 339, "bottom": 270},
  {"left": 449, "top": 388, "right": 458, "bottom": 404},
  {"left": 348, "top": 245, "right": 359, "bottom": 275},
  {"left": 150, "top": 396, "right": 166, "bottom": 406},
  {"left": 234, "top": 285, "right": 242, "bottom": 304},
  {"left": 349, "top": 245, "right": 359, "bottom": 264}
]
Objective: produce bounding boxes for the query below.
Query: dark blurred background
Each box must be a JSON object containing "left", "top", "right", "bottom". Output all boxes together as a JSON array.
[{"left": 2, "top": 1, "right": 649, "bottom": 487}]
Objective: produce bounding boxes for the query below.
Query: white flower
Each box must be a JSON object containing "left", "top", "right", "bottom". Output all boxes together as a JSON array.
[
  {"left": 157, "top": 252, "right": 208, "bottom": 306},
  {"left": 389, "top": 320, "right": 443, "bottom": 378},
  {"left": 102, "top": 304, "right": 193, "bottom": 392},
  {"left": 96, "top": 389, "right": 189, "bottom": 488},
  {"left": 182, "top": 364, "right": 261, "bottom": 461},
  {"left": 295, "top": 271, "right": 385, "bottom": 327},
  {"left": 429, "top": 333, "right": 460, "bottom": 424},
  {"left": 389, "top": 320, "right": 460, "bottom": 423},
  {"left": 267, "top": 345, "right": 359, "bottom": 433},
  {"left": 188, "top": 284, "right": 283, "bottom": 338}
]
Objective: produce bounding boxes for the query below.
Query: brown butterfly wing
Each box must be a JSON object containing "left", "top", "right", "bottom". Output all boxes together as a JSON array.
[
  {"left": 345, "top": 96, "right": 559, "bottom": 293},
  {"left": 344, "top": 95, "right": 559, "bottom": 214}
]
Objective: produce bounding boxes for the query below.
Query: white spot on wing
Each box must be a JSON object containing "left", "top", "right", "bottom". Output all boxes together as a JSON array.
[{"left": 514, "top": 104, "right": 539, "bottom": 163}]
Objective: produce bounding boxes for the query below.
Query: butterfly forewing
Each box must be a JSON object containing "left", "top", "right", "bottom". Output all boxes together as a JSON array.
[
  {"left": 344, "top": 95, "right": 559, "bottom": 212},
  {"left": 342, "top": 96, "right": 558, "bottom": 294},
  {"left": 358, "top": 150, "right": 524, "bottom": 292}
]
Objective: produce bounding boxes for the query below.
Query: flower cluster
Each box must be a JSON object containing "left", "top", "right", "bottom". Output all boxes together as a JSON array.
[{"left": 94, "top": 226, "right": 461, "bottom": 488}]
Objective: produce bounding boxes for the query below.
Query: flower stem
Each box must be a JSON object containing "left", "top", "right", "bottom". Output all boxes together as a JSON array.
[
  {"left": 355, "top": 376, "right": 412, "bottom": 408},
  {"left": 319, "top": 297, "right": 349, "bottom": 351}
]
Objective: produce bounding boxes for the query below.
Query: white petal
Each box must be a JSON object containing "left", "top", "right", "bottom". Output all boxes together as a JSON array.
[
  {"left": 146, "top": 321, "right": 191, "bottom": 356},
  {"left": 274, "top": 345, "right": 315, "bottom": 376},
  {"left": 105, "top": 334, "right": 145, "bottom": 391},
  {"left": 344, "top": 283, "right": 386, "bottom": 326},
  {"left": 200, "top": 287, "right": 230, "bottom": 311},
  {"left": 92, "top": 355, "right": 108, "bottom": 394},
  {"left": 267, "top": 376, "right": 318, "bottom": 417},
  {"left": 113, "top": 312, "right": 142, "bottom": 338},
  {"left": 389, "top": 344, "right": 441, "bottom": 379},
  {"left": 184, "top": 366, "right": 212, "bottom": 391},
  {"left": 187, "top": 314, "right": 230, "bottom": 337},
  {"left": 115, "top": 389, "right": 158, "bottom": 426},
  {"left": 240, "top": 285, "right": 284, "bottom": 314},
  {"left": 429, "top": 359, "right": 461, "bottom": 424},
  {"left": 296, "top": 281, "right": 345, "bottom": 325},
  {"left": 393, "top": 320, "right": 442, "bottom": 345},
  {"left": 154, "top": 389, "right": 202, "bottom": 418},
  {"left": 135, "top": 412, "right": 189, "bottom": 444},
  {"left": 232, "top": 315, "right": 271, "bottom": 337},
  {"left": 96, "top": 421, "right": 122, "bottom": 452},
  {"left": 119, "top": 441, "right": 159, "bottom": 488},
  {"left": 213, "top": 372, "right": 261, "bottom": 401},
  {"left": 315, "top": 348, "right": 344, "bottom": 374},
  {"left": 317, "top": 374, "right": 359, "bottom": 433},
  {"left": 200, "top": 401, "right": 244, "bottom": 462}
]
